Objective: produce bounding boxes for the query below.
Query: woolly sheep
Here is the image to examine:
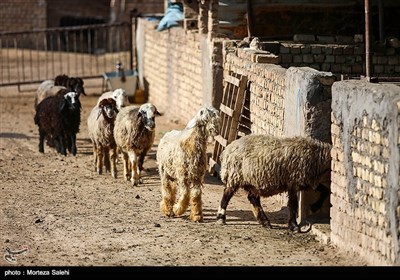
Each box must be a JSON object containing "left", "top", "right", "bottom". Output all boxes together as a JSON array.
[
  {"left": 113, "top": 103, "right": 160, "bottom": 186},
  {"left": 97, "top": 88, "right": 129, "bottom": 110},
  {"left": 87, "top": 98, "right": 119, "bottom": 178},
  {"left": 216, "top": 134, "right": 331, "bottom": 232},
  {"left": 157, "top": 106, "right": 220, "bottom": 222},
  {"left": 34, "top": 89, "right": 82, "bottom": 156}
]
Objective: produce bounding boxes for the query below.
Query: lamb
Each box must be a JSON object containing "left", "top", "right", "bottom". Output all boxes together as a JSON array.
[
  {"left": 157, "top": 106, "right": 220, "bottom": 222},
  {"left": 113, "top": 103, "right": 160, "bottom": 186},
  {"left": 97, "top": 88, "right": 129, "bottom": 110},
  {"left": 34, "top": 89, "right": 82, "bottom": 156},
  {"left": 35, "top": 74, "right": 85, "bottom": 107},
  {"left": 87, "top": 98, "right": 119, "bottom": 178},
  {"left": 216, "top": 134, "right": 331, "bottom": 232}
]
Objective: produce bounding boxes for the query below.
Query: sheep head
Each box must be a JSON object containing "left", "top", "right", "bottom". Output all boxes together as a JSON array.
[
  {"left": 138, "top": 103, "right": 160, "bottom": 131},
  {"left": 68, "top": 77, "right": 86, "bottom": 96},
  {"left": 60, "top": 91, "right": 79, "bottom": 111},
  {"left": 186, "top": 106, "right": 220, "bottom": 137},
  {"left": 112, "top": 88, "right": 129, "bottom": 109},
  {"left": 97, "top": 98, "right": 118, "bottom": 120}
]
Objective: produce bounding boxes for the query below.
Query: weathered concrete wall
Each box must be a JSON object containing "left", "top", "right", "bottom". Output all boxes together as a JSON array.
[
  {"left": 331, "top": 80, "right": 400, "bottom": 265},
  {"left": 284, "top": 67, "right": 335, "bottom": 143}
]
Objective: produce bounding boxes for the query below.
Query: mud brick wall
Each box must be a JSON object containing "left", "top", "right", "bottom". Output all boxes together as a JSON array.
[
  {"left": 0, "top": 0, "right": 46, "bottom": 32},
  {"left": 331, "top": 80, "right": 400, "bottom": 265},
  {"left": 141, "top": 19, "right": 203, "bottom": 123},
  {"left": 224, "top": 49, "right": 286, "bottom": 137},
  {"left": 275, "top": 40, "right": 400, "bottom": 78}
]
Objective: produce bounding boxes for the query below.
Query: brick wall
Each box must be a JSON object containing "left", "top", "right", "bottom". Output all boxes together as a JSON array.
[
  {"left": 331, "top": 80, "right": 400, "bottom": 265},
  {"left": 224, "top": 50, "right": 286, "bottom": 137},
  {"left": 141, "top": 18, "right": 203, "bottom": 123},
  {"left": 272, "top": 39, "right": 400, "bottom": 78},
  {"left": 0, "top": 0, "right": 46, "bottom": 32}
]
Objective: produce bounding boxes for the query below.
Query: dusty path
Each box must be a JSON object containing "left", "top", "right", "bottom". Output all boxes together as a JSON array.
[{"left": 0, "top": 85, "right": 368, "bottom": 267}]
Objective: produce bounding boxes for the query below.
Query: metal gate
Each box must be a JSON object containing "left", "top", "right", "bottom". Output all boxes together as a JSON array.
[{"left": 0, "top": 22, "right": 133, "bottom": 90}]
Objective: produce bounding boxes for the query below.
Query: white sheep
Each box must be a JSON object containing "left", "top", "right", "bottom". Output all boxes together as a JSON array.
[
  {"left": 87, "top": 98, "right": 119, "bottom": 178},
  {"left": 35, "top": 75, "right": 85, "bottom": 107},
  {"left": 35, "top": 80, "right": 65, "bottom": 107},
  {"left": 157, "top": 106, "right": 220, "bottom": 222},
  {"left": 97, "top": 88, "right": 129, "bottom": 110},
  {"left": 216, "top": 134, "right": 331, "bottom": 232},
  {"left": 113, "top": 103, "right": 159, "bottom": 186}
]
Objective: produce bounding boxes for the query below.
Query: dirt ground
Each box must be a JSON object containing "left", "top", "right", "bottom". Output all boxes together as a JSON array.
[{"left": 0, "top": 83, "right": 369, "bottom": 268}]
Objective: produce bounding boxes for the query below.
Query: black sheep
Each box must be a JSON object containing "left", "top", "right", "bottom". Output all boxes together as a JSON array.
[
  {"left": 34, "top": 89, "right": 82, "bottom": 156},
  {"left": 54, "top": 74, "right": 86, "bottom": 97}
]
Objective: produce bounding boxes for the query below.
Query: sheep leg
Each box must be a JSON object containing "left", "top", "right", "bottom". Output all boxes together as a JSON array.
[
  {"left": 69, "top": 134, "right": 77, "bottom": 156},
  {"left": 128, "top": 152, "right": 140, "bottom": 186},
  {"left": 216, "top": 186, "right": 236, "bottom": 225},
  {"left": 247, "top": 192, "right": 271, "bottom": 228},
  {"left": 122, "top": 152, "right": 130, "bottom": 181},
  {"left": 173, "top": 184, "right": 190, "bottom": 217},
  {"left": 104, "top": 149, "right": 111, "bottom": 173},
  {"left": 38, "top": 129, "right": 45, "bottom": 153},
  {"left": 287, "top": 189, "right": 300, "bottom": 232},
  {"left": 109, "top": 147, "right": 117, "bottom": 179},
  {"left": 138, "top": 150, "right": 148, "bottom": 172},
  {"left": 92, "top": 145, "right": 97, "bottom": 171},
  {"left": 160, "top": 176, "right": 176, "bottom": 217},
  {"left": 57, "top": 135, "right": 66, "bottom": 156},
  {"left": 189, "top": 186, "right": 203, "bottom": 222},
  {"left": 310, "top": 183, "right": 330, "bottom": 213},
  {"left": 96, "top": 147, "right": 103, "bottom": 175}
]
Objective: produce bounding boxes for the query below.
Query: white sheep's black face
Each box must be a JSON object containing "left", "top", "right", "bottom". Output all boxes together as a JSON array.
[
  {"left": 64, "top": 91, "right": 79, "bottom": 109},
  {"left": 139, "top": 103, "right": 158, "bottom": 131},
  {"left": 104, "top": 104, "right": 117, "bottom": 119},
  {"left": 112, "top": 88, "right": 128, "bottom": 109}
]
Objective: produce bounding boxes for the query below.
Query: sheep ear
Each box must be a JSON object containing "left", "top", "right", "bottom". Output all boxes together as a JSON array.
[
  {"left": 186, "top": 117, "right": 197, "bottom": 129},
  {"left": 155, "top": 110, "right": 161, "bottom": 116},
  {"left": 96, "top": 108, "right": 102, "bottom": 120}
]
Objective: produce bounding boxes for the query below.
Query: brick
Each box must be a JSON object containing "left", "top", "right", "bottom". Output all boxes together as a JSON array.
[
  {"left": 293, "top": 34, "right": 315, "bottom": 42},
  {"left": 254, "top": 54, "right": 279, "bottom": 64},
  {"left": 317, "top": 35, "right": 335, "bottom": 43}
]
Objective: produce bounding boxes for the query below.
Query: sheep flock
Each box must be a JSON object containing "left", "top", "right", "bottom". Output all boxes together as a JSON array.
[{"left": 33, "top": 77, "right": 332, "bottom": 234}]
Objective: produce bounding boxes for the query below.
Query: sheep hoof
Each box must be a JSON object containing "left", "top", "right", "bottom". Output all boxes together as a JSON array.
[
  {"left": 97, "top": 169, "right": 102, "bottom": 175},
  {"left": 289, "top": 224, "right": 300, "bottom": 233},
  {"left": 112, "top": 172, "right": 117, "bottom": 179},
  {"left": 260, "top": 221, "right": 272, "bottom": 228},
  {"left": 216, "top": 218, "right": 226, "bottom": 225},
  {"left": 190, "top": 214, "right": 203, "bottom": 222},
  {"left": 132, "top": 179, "right": 140, "bottom": 186}
]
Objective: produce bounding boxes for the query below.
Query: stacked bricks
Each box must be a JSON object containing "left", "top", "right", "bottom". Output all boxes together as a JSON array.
[
  {"left": 224, "top": 50, "right": 286, "bottom": 137},
  {"left": 277, "top": 41, "right": 400, "bottom": 78},
  {"left": 141, "top": 19, "right": 203, "bottom": 123},
  {"left": 331, "top": 80, "right": 400, "bottom": 265}
]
